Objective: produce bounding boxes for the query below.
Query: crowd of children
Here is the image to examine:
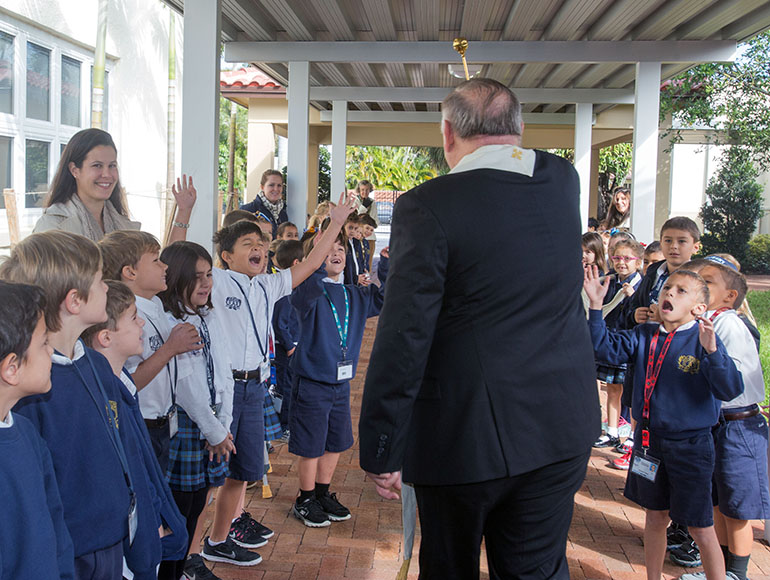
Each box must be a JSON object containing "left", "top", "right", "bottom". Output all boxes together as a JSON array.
[
  {"left": 584, "top": 211, "right": 769, "bottom": 580},
  {"left": 3, "top": 150, "right": 770, "bottom": 580},
  {"left": 0, "top": 161, "right": 392, "bottom": 579}
]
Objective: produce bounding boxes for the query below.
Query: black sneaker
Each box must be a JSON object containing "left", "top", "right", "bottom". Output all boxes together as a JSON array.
[
  {"left": 229, "top": 511, "right": 273, "bottom": 547},
  {"left": 667, "top": 521, "right": 692, "bottom": 551},
  {"left": 293, "top": 496, "right": 331, "bottom": 527},
  {"left": 669, "top": 538, "right": 701, "bottom": 567},
  {"left": 593, "top": 434, "right": 621, "bottom": 448},
  {"left": 317, "top": 491, "right": 351, "bottom": 521},
  {"left": 201, "top": 536, "right": 262, "bottom": 566},
  {"left": 183, "top": 553, "right": 222, "bottom": 579}
]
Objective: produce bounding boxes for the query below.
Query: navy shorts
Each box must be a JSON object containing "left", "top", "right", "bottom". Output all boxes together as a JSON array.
[
  {"left": 227, "top": 379, "right": 265, "bottom": 481},
  {"left": 713, "top": 408, "right": 770, "bottom": 520},
  {"left": 288, "top": 376, "right": 354, "bottom": 458},
  {"left": 74, "top": 538, "right": 123, "bottom": 580},
  {"left": 625, "top": 429, "right": 715, "bottom": 528}
]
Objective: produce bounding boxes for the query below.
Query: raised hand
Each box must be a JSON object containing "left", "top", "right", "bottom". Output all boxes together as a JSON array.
[
  {"left": 172, "top": 174, "right": 197, "bottom": 212},
  {"left": 697, "top": 315, "right": 717, "bottom": 354},
  {"left": 329, "top": 191, "right": 357, "bottom": 226},
  {"left": 583, "top": 265, "right": 609, "bottom": 309}
]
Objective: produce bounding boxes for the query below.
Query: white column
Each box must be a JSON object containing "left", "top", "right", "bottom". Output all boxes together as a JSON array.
[
  {"left": 331, "top": 100, "right": 348, "bottom": 199},
  {"left": 574, "top": 103, "right": 593, "bottom": 230},
  {"left": 630, "top": 61, "right": 662, "bottom": 243},
  {"left": 181, "top": 0, "right": 221, "bottom": 250},
  {"left": 287, "top": 61, "right": 310, "bottom": 228}
]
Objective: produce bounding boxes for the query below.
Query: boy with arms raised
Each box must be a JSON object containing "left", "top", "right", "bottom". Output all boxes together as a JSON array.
[
  {"left": 289, "top": 233, "right": 389, "bottom": 526},
  {"left": 677, "top": 256, "right": 770, "bottom": 580},
  {"left": 0, "top": 281, "right": 74, "bottom": 579},
  {"left": 201, "top": 192, "right": 356, "bottom": 566},
  {"left": 584, "top": 265, "right": 743, "bottom": 580},
  {"left": 4, "top": 231, "right": 134, "bottom": 578}
]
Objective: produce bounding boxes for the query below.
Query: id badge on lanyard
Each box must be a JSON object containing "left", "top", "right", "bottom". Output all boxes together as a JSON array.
[
  {"left": 168, "top": 407, "right": 178, "bottom": 438},
  {"left": 630, "top": 452, "right": 660, "bottom": 482},
  {"left": 337, "top": 360, "right": 354, "bottom": 381},
  {"left": 323, "top": 286, "right": 352, "bottom": 381},
  {"left": 128, "top": 492, "right": 138, "bottom": 545}
]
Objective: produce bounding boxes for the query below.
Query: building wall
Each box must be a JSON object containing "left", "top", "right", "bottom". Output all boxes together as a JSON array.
[{"left": 0, "top": 0, "right": 182, "bottom": 243}]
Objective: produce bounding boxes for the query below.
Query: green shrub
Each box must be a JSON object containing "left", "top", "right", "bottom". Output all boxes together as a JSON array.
[{"left": 745, "top": 234, "right": 770, "bottom": 273}]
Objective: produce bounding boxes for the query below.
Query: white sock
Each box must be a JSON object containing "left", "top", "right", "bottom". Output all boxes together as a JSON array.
[
  {"left": 207, "top": 537, "right": 226, "bottom": 546},
  {"left": 607, "top": 426, "right": 619, "bottom": 437}
]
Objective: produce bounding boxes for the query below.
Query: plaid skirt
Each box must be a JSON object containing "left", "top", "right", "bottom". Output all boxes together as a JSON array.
[
  {"left": 166, "top": 407, "right": 227, "bottom": 492},
  {"left": 597, "top": 364, "right": 626, "bottom": 385},
  {"left": 264, "top": 384, "right": 283, "bottom": 441}
]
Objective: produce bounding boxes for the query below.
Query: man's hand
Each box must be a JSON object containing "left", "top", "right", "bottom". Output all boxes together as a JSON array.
[
  {"left": 583, "top": 265, "right": 609, "bottom": 310},
  {"left": 329, "top": 191, "right": 357, "bottom": 226},
  {"left": 365, "top": 471, "right": 402, "bottom": 500},
  {"left": 166, "top": 323, "right": 203, "bottom": 355},
  {"left": 697, "top": 315, "right": 717, "bottom": 354}
]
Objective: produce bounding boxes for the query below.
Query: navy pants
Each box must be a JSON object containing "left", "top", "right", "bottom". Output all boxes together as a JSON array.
[
  {"left": 74, "top": 539, "right": 123, "bottom": 580},
  {"left": 413, "top": 451, "right": 590, "bottom": 580}
]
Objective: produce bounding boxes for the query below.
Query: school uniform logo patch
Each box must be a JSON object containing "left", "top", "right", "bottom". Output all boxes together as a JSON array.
[
  {"left": 226, "top": 296, "right": 242, "bottom": 310},
  {"left": 678, "top": 355, "right": 700, "bottom": 374},
  {"left": 106, "top": 400, "right": 119, "bottom": 428},
  {"left": 149, "top": 335, "right": 163, "bottom": 352}
]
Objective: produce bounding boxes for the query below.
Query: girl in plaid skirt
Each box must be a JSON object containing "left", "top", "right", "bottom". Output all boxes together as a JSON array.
[{"left": 158, "top": 241, "right": 236, "bottom": 580}]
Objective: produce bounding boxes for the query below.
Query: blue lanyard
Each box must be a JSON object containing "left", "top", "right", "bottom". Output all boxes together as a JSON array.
[
  {"left": 230, "top": 276, "right": 270, "bottom": 363},
  {"left": 145, "top": 317, "right": 177, "bottom": 409},
  {"left": 198, "top": 315, "right": 217, "bottom": 407},
  {"left": 71, "top": 342, "right": 134, "bottom": 496},
  {"left": 322, "top": 285, "right": 349, "bottom": 358}
]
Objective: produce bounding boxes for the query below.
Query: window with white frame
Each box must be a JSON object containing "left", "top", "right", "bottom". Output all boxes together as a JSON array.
[{"left": 0, "top": 14, "right": 110, "bottom": 217}]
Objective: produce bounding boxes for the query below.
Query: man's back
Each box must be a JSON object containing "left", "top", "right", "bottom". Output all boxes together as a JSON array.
[{"left": 359, "top": 149, "right": 600, "bottom": 485}]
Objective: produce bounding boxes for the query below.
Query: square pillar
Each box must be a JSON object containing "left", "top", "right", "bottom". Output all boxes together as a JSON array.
[
  {"left": 307, "top": 143, "right": 319, "bottom": 216},
  {"left": 246, "top": 117, "right": 275, "bottom": 203},
  {"left": 181, "top": 0, "right": 221, "bottom": 251},
  {"left": 287, "top": 61, "right": 310, "bottom": 228},
  {"left": 331, "top": 100, "right": 348, "bottom": 200},
  {"left": 630, "top": 62, "right": 662, "bottom": 244},
  {"left": 574, "top": 103, "right": 593, "bottom": 230}
]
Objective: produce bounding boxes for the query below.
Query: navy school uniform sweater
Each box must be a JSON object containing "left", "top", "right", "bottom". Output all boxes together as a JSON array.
[
  {"left": 622, "top": 259, "right": 668, "bottom": 328},
  {"left": 0, "top": 413, "right": 74, "bottom": 580},
  {"left": 13, "top": 347, "right": 132, "bottom": 558},
  {"left": 273, "top": 294, "right": 300, "bottom": 370},
  {"left": 291, "top": 257, "right": 389, "bottom": 384},
  {"left": 588, "top": 310, "right": 744, "bottom": 438},
  {"left": 240, "top": 197, "right": 288, "bottom": 238},
  {"left": 343, "top": 238, "right": 369, "bottom": 285},
  {"left": 115, "top": 370, "right": 188, "bottom": 571}
]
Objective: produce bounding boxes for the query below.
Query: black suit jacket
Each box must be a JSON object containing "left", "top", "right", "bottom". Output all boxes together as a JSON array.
[{"left": 358, "top": 149, "right": 600, "bottom": 486}]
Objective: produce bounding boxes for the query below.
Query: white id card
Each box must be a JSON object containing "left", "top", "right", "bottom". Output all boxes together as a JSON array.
[
  {"left": 630, "top": 452, "right": 660, "bottom": 482},
  {"left": 168, "top": 408, "right": 178, "bottom": 438},
  {"left": 128, "top": 493, "right": 138, "bottom": 545},
  {"left": 337, "top": 360, "right": 353, "bottom": 381}
]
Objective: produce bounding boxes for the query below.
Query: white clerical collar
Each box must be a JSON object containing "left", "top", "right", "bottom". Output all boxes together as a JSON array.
[{"left": 449, "top": 144, "right": 536, "bottom": 178}]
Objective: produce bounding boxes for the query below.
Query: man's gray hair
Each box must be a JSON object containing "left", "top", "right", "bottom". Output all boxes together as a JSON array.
[{"left": 442, "top": 78, "right": 523, "bottom": 139}]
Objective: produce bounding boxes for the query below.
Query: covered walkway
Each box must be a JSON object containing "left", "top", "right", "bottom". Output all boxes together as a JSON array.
[{"left": 197, "top": 318, "right": 770, "bottom": 580}]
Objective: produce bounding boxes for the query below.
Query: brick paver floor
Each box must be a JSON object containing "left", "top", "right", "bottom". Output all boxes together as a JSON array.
[{"left": 200, "top": 318, "right": 770, "bottom": 580}]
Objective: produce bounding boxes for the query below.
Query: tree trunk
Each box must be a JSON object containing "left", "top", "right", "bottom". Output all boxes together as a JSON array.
[{"left": 91, "top": 0, "right": 108, "bottom": 128}]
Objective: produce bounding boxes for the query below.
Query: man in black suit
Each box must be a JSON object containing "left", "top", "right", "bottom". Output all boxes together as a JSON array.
[{"left": 359, "top": 79, "right": 600, "bottom": 579}]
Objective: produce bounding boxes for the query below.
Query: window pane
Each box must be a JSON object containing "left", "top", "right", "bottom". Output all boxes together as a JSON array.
[
  {"left": 90, "top": 67, "right": 109, "bottom": 129},
  {"left": 0, "top": 32, "right": 13, "bottom": 114},
  {"left": 26, "top": 43, "right": 50, "bottom": 121},
  {"left": 61, "top": 55, "right": 80, "bottom": 126},
  {"left": 0, "top": 136, "right": 11, "bottom": 209},
  {"left": 25, "top": 139, "right": 48, "bottom": 208}
]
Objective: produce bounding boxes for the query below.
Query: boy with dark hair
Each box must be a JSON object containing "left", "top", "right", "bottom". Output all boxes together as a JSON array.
[
  {"left": 100, "top": 230, "right": 202, "bottom": 472},
  {"left": 343, "top": 214, "right": 369, "bottom": 286},
  {"left": 643, "top": 241, "right": 664, "bottom": 276},
  {"left": 273, "top": 240, "right": 305, "bottom": 436},
  {"left": 584, "top": 266, "right": 744, "bottom": 580},
  {"left": 289, "top": 233, "right": 389, "bottom": 526},
  {"left": 3, "top": 231, "right": 134, "bottom": 577},
  {"left": 201, "top": 193, "right": 356, "bottom": 566},
  {"left": 677, "top": 257, "right": 769, "bottom": 580},
  {"left": 0, "top": 280, "right": 74, "bottom": 579},
  {"left": 222, "top": 209, "right": 259, "bottom": 228}
]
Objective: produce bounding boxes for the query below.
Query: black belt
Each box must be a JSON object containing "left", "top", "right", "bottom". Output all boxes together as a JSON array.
[
  {"left": 722, "top": 405, "right": 760, "bottom": 422},
  {"left": 144, "top": 416, "right": 169, "bottom": 428},
  {"left": 233, "top": 369, "right": 262, "bottom": 382}
]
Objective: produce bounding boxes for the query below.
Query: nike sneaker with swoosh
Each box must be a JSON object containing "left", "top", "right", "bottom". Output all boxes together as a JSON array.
[{"left": 201, "top": 536, "right": 262, "bottom": 566}]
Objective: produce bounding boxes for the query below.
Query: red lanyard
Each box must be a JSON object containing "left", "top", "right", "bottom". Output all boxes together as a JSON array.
[
  {"left": 710, "top": 307, "right": 730, "bottom": 321},
  {"left": 641, "top": 328, "right": 676, "bottom": 449}
]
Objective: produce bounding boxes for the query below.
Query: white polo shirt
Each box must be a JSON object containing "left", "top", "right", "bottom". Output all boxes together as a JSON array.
[
  {"left": 127, "top": 295, "right": 192, "bottom": 420},
  {"left": 168, "top": 308, "right": 234, "bottom": 442},
  {"left": 211, "top": 267, "right": 292, "bottom": 380}
]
